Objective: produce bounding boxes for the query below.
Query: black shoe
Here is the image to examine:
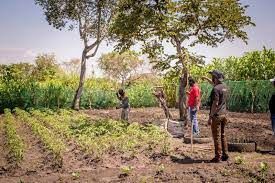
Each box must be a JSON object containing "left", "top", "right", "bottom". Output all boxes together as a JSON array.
[
  {"left": 222, "top": 154, "right": 229, "bottom": 161},
  {"left": 210, "top": 157, "right": 221, "bottom": 163}
]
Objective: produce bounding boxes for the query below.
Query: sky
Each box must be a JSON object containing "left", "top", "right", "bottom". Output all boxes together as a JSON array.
[{"left": 0, "top": 0, "right": 275, "bottom": 75}]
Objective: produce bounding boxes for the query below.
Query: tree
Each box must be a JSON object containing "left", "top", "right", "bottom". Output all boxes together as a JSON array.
[
  {"left": 111, "top": 0, "right": 254, "bottom": 121},
  {"left": 35, "top": 0, "right": 116, "bottom": 110},
  {"left": 98, "top": 51, "right": 144, "bottom": 87},
  {"left": 33, "top": 53, "right": 61, "bottom": 81}
]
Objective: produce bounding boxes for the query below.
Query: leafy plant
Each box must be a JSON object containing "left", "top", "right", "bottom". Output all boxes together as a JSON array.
[
  {"left": 4, "top": 109, "right": 25, "bottom": 163},
  {"left": 15, "top": 108, "right": 65, "bottom": 165},
  {"left": 71, "top": 172, "right": 80, "bottom": 179},
  {"left": 120, "top": 166, "right": 133, "bottom": 176},
  {"left": 234, "top": 155, "right": 245, "bottom": 165},
  {"left": 259, "top": 162, "right": 269, "bottom": 180},
  {"left": 156, "top": 164, "right": 165, "bottom": 175}
]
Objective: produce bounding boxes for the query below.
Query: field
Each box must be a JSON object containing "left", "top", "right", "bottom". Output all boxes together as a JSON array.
[{"left": 0, "top": 107, "right": 274, "bottom": 183}]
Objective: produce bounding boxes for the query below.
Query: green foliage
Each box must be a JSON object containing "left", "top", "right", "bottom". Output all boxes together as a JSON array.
[
  {"left": 200, "top": 80, "right": 274, "bottom": 112},
  {"left": 127, "top": 83, "right": 158, "bottom": 107},
  {"left": 33, "top": 53, "right": 62, "bottom": 81},
  {"left": 260, "top": 162, "right": 268, "bottom": 172},
  {"left": 0, "top": 74, "right": 159, "bottom": 111},
  {"left": 4, "top": 109, "right": 25, "bottom": 163},
  {"left": 30, "top": 109, "right": 72, "bottom": 139},
  {"left": 235, "top": 155, "right": 245, "bottom": 165},
  {"left": 259, "top": 162, "right": 269, "bottom": 179},
  {"left": 190, "top": 48, "right": 275, "bottom": 81},
  {"left": 156, "top": 164, "right": 165, "bottom": 174},
  {"left": 162, "top": 77, "right": 178, "bottom": 107},
  {"left": 69, "top": 117, "right": 170, "bottom": 158},
  {"left": 15, "top": 108, "right": 65, "bottom": 164},
  {"left": 120, "top": 166, "right": 133, "bottom": 176},
  {"left": 98, "top": 51, "right": 144, "bottom": 87},
  {"left": 36, "top": 109, "right": 170, "bottom": 159},
  {"left": 111, "top": 0, "right": 254, "bottom": 73}
]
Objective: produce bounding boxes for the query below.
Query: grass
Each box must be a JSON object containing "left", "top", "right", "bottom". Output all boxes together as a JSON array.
[{"left": 3, "top": 109, "right": 25, "bottom": 163}]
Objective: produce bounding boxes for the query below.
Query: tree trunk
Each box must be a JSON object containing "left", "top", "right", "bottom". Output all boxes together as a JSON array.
[
  {"left": 178, "top": 70, "right": 188, "bottom": 121},
  {"left": 72, "top": 50, "right": 87, "bottom": 110},
  {"left": 173, "top": 35, "right": 188, "bottom": 122}
]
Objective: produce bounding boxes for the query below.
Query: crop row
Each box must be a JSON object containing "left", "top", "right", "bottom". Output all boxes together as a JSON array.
[
  {"left": 3, "top": 109, "right": 25, "bottom": 163},
  {"left": 30, "top": 109, "right": 100, "bottom": 156},
  {"left": 15, "top": 108, "right": 65, "bottom": 164},
  {"left": 30, "top": 109, "right": 72, "bottom": 139}
]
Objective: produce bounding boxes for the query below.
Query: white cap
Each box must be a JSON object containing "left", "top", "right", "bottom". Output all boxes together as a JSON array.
[{"left": 270, "top": 78, "right": 275, "bottom": 82}]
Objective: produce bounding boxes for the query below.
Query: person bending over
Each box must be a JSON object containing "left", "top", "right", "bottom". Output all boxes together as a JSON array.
[{"left": 116, "top": 89, "right": 130, "bottom": 121}]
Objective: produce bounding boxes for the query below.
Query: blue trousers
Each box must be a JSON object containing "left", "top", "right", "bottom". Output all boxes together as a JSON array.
[{"left": 189, "top": 107, "right": 200, "bottom": 135}]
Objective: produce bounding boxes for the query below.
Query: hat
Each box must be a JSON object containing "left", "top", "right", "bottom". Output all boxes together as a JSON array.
[
  {"left": 208, "top": 70, "right": 224, "bottom": 81},
  {"left": 270, "top": 77, "right": 275, "bottom": 82}
]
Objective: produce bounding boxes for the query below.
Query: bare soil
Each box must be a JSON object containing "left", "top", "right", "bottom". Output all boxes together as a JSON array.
[{"left": 0, "top": 108, "right": 275, "bottom": 183}]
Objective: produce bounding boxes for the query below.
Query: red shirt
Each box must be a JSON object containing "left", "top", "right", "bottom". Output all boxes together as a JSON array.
[{"left": 188, "top": 84, "right": 201, "bottom": 108}]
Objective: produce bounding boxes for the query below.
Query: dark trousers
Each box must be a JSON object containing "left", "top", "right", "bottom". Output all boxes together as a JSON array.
[{"left": 211, "top": 115, "right": 228, "bottom": 158}]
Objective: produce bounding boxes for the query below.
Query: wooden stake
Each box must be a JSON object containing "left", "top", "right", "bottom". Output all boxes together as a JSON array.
[{"left": 191, "top": 118, "right": 194, "bottom": 153}]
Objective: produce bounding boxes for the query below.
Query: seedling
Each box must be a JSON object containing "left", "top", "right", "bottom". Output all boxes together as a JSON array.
[
  {"left": 120, "top": 166, "right": 133, "bottom": 177},
  {"left": 234, "top": 155, "right": 245, "bottom": 165},
  {"left": 259, "top": 162, "right": 269, "bottom": 179},
  {"left": 156, "top": 164, "right": 165, "bottom": 175},
  {"left": 72, "top": 172, "right": 80, "bottom": 179}
]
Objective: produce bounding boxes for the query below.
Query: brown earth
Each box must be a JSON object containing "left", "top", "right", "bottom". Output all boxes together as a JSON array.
[{"left": 0, "top": 108, "right": 275, "bottom": 183}]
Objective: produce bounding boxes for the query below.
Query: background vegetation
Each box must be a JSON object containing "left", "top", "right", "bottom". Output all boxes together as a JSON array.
[{"left": 0, "top": 48, "right": 274, "bottom": 113}]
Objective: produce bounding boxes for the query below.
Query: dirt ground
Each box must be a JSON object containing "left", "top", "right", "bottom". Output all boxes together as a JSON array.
[{"left": 0, "top": 108, "right": 275, "bottom": 183}]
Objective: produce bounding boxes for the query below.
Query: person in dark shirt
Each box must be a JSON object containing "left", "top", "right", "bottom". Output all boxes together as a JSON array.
[
  {"left": 269, "top": 78, "right": 275, "bottom": 136},
  {"left": 207, "top": 70, "right": 229, "bottom": 163},
  {"left": 116, "top": 89, "right": 130, "bottom": 121}
]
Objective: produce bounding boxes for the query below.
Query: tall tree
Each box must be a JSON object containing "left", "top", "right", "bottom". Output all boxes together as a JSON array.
[
  {"left": 98, "top": 51, "right": 144, "bottom": 87},
  {"left": 111, "top": 0, "right": 254, "bottom": 121},
  {"left": 35, "top": 0, "right": 116, "bottom": 110}
]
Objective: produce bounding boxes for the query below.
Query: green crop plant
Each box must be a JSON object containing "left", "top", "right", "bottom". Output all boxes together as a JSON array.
[
  {"left": 4, "top": 109, "right": 25, "bottom": 163},
  {"left": 15, "top": 108, "right": 65, "bottom": 165},
  {"left": 30, "top": 109, "right": 72, "bottom": 139},
  {"left": 67, "top": 115, "right": 170, "bottom": 159}
]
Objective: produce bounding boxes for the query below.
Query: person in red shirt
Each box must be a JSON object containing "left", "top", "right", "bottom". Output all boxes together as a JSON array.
[{"left": 187, "top": 77, "right": 201, "bottom": 136}]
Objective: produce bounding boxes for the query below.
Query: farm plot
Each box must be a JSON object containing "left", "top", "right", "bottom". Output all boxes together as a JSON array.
[{"left": 0, "top": 108, "right": 274, "bottom": 183}]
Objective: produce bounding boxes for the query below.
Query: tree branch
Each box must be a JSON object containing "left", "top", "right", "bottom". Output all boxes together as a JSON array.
[{"left": 86, "top": 40, "right": 101, "bottom": 58}]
